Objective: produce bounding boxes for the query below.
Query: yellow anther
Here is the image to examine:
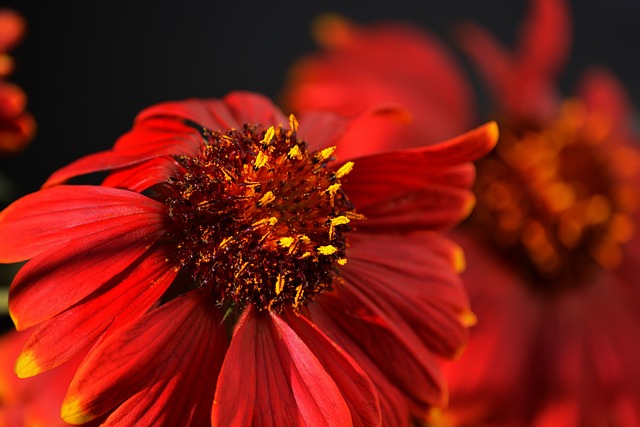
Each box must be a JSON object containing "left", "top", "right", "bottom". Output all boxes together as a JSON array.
[
  {"left": 317, "top": 245, "right": 338, "bottom": 255},
  {"left": 289, "top": 114, "right": 299, "bottom": 132},
  {"left": 219, "top": 236, "right": 234, "bottom": 247},
  {"left": 337, "top": 258, "right": 347, "bottom": 265},
  {"left": 252, "top": 217, "right": 278, "bottom": 227},
  {"left": 330, "top": 216, "right": 350, "bottom": 226},
  {"left": 345, "top": 211, "right": 366, "bottom": 220},
  {"left": 258, "top": 191, "right": 275, "bottom": 206},
  {"left": 253, "top": 150, "right": 269, "bottom": 170},
  {"left": 301, "top": 251, "right": 312, "bottom": 258},
  {"left": 299, "top": 235, "right": 311, "bottom": 244},
  {"left": 275, "top": 273, "right": 285, "bottom": 295},
  {"left": 261, "top": 126, "right": 275, "bottom": 144},
  {"left": 288, "top": 145, "right": 303, "bottom": 159},
  {"left": 317, "top": 146, "right": 337, "bottom": 161},
  {"left": 294, "top": 284, "right": 304, "bottom": 306},
  {"left": 334, "top": 161, "right": 354, "bottom": 179},
  {"left": 326, "top": 183, "right": 341, "bottom": 195},
  {"left": 278, "top": 237, "right": 295, "bottom": 248}
]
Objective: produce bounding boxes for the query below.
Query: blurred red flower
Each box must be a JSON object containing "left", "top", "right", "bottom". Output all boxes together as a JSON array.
[
  {"left": 0, "top": 91, "right": 496, "bottom": 426},
  {"left": 0, "top": 9, "right": 35, "bottom": 155},
  {"left": 282, "top": 1, "right": 640, "bottom": 425}
]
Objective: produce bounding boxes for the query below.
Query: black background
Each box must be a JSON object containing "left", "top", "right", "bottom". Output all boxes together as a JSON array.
[{"left": 1, "top": 0, "right": 639, "bottom": 331}]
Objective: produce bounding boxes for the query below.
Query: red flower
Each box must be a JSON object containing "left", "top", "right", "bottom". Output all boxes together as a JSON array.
[
  {"left": 0, "top": 9, "right": 36, "bottom": 155},
  {"left": 283, "top": 15, "right": 476, "bottom": 159},
  {"left": 282, "top": 2, "right": 640, "bottom": 426},
  {"left": 0, "top": 91, "right": 496, "bottom": 426}
]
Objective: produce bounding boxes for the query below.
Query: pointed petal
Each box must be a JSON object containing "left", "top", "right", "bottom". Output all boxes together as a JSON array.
[
  {"left": 223, "top": 91, "right": 288, "bottom": 126},
  {"left": 212, "top": 306, "right": 352, "bottom": 427},
  {"left": 62, "top": 291, "right": 227, "bottom": 425},
  {"left": 9, "top": 207, "right": 168, "bottom": 330},
  {"left": 578, "top": 67, "right": 634, "bottom": 134},
  {"left": 0, "top": 185, "right": 167, "bottom": 263},
  {"left": 43, "top": 120, "right": 199, "bottom": 188},
  {"left": 282, "top": 311, "right": 382, "bottom": 426},
  {"left": 17, "top": 247, "right": 178, "bottom": 377}
]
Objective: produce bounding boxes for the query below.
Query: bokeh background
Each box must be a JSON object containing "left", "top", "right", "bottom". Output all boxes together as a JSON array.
[{"left": 1, "top": 0, "right": 639, "bottom": 331}]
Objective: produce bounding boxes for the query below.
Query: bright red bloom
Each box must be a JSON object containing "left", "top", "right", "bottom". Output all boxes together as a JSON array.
[
  {"left": 0, "top": 91, "right": 496, "bottom": 426},
  {"left": 282, "top": 2, "right": 640, "bottom": 426},
  {"left": 0, "top": 9, "right": 35, "bottom": 155}
]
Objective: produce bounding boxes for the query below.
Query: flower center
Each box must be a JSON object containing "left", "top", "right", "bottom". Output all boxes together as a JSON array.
[
  {"left": 469, "top": 101, "right": 639, "bottom": 292},
  {"left": 165, "top": 116, "right": 361, "bottom": 311}
]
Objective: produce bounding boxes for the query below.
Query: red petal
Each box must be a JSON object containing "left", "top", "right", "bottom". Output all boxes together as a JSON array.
[
  {"left": 223, "top": 91, "right": 288, "bottom": 126},
  {"left": 0, "top": 185, "right": 167, "bottom": 263},
  {"left": 315, "top": 281, "right": 446, "bottom": 413},
  {"left": 102, "top": 156, "right": 180, "bottom": 192},
  {"left": 281, "top": 311, "right": 382, "bottom": 426},
  {"left": 9, "top": 200, "right": 168, "bottom": 330},
  {"left": 43, "top": 120, "right": 199, "bottom": 188},
  {"left": 135, "top": 98, "right": 240, "bottom": 130},
  {"left": 62, "top": 291, "right": 227, "bottom": 425},
  {"left": 344, "top": 232, "right": 470, "bottom": 359},
  {"left": 518, "top": 0, "right": 571, "bottom": 79},
  {"left": 307, "top": 304, "right": 410, "bottom": 426},
  {"left": 17, "top": 247, "right": 178, "bottom": 377},
  {"left": 212, "top": 306, "right": 351, "bottom": 427}
]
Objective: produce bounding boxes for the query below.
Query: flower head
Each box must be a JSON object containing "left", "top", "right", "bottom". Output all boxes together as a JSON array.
[
  {"left": 0, "top": 9, "right": 35, "bottom": 155},
  {"left": 282, "top": 4, "right": 640, "bottom": 425},
  {"left": 0, "top": 91, "right": 497, "bottom": 426}
]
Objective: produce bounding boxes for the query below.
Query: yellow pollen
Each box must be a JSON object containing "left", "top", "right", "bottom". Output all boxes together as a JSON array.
[
  {"left": 299, "top": 235, "right": 311, "bottom": 244},
  {"left": 326, "top": 183, "right": 341, "bottom": 195},
  {"left": 219, "top": 236, "right": 234, "bottom": 248},
  {"left": 330, "top": 216, "right": 350, "bottom": 226},
  {"left": 317, "top": 245, "right": 338, "bottom": 255},
  {"left": 261, "top": 126, "right": 276, "bottom": 144},
  {"left": 334, "top": 161, "right": 354, "bottom": 179},
  {"left": 317, "top": 146, "right": 337, "bottom": 161},
  {"left": 253, "top": 150, "right": 269, "bottom": 170},
  {"left": 252, "top": 217, "right": 278, "bottom": 227},
  {"left": 289, "top": 114, "right": 299, "bottom": 132},
  {"left": 288, "top": 145, "right": 303, "bottom": 159},
  {"left": 275, "top": 273, "right": 285, "bottom": 295},
  {"left": 294, "top": 284, "right": 304, "bottom": 306},
  {"left": 258, "top": 191, "right": 276, "bottom": 206},
  {"left": 278, "top": 237, "right": 295, "bottom": 248},
  {"left": 337, "top": 258, "right": 347, "bottom": 265}
]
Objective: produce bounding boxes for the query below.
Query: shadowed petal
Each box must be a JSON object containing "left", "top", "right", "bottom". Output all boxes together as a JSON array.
[
  {"left": 62, "top": 291, "right": 227, "bottom": 426},
  {"left": 212, "top": 306, "right": 352, "bottom": 427},
  {"left": 101, "top": 157, "right": 180, "bottom": 192},
  {"left": 223, "top": 91, "right": 288, "bottom": 126},
  {"left": 135, "top": 98, "right": 240, "bottom": 131},
  {"left": 16, "top": 247, "right": 178, "bottom": 377}
]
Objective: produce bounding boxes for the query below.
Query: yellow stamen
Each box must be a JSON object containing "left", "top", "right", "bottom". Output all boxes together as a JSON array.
[
  {"left": 252, "top": 217, "right": 278, "bottom": 227},
  {"left": 258, "top": 191, "right": 275, "bottom": 206},
  {"left": 261, "top": 126, "right": 275, "bottom": 144},
  {"left": 278, "top": 237, "right": 295, "bottom": 248},
  {"left": 294, "top": 284, "right": 304, "bottom": 306},
  {"left": 299, "top": 235, "right": 311, "bottom": 244},
  {"left": 317, "top": 245, "right": 337, "bottom": 255},
  {"left": 253, "top": 150, "right": 269, "bottom": 170},
  {"left": 289, "top": 114, "right": 298, "bottom": 132},
  {"left": 275, "top": 273, "right": 285, "bottom": 295},
  {"left": 317, "top": 146, "right": 337, "bottom": 161},
  {"left": 337, "top": 258, "right": 347, "bottom": 265},
  {"left": 288, "top": 145, "right": 302, "bottom": 159},
  {"left": 334, "top": 161, "right": 354, "bottom": 179},
  {"left": 330, "top": 216, "right": 350, "bottom": 226},
  {"left": 219, "top": 236, "right": 234, "bottom": 248}
]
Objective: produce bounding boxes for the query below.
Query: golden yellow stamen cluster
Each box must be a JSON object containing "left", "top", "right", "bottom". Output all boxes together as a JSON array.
[{"left": 166, "top": 115, "right": 362, "bottom": 311}]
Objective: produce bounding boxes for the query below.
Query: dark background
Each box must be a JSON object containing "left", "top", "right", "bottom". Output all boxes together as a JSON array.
[{"left": 0, "top": 0, "right": 639, "bottom": 331}]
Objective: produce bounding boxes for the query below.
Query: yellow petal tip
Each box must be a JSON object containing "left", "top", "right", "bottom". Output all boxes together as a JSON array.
[
  {"left": 15, "top": 349, "right": 41, "bottom": 378},
  {"left": 460, "top": 310, "right": 478, "bottom": 327},
  {"left": 485, "top": 120, "right": 499, "bottom": 147},
  {"left": 451, "top": 245, "right": 466, "bottom": 273},
  {"left": 61, "top": 396, "right": 93, "bottom": 424}
]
